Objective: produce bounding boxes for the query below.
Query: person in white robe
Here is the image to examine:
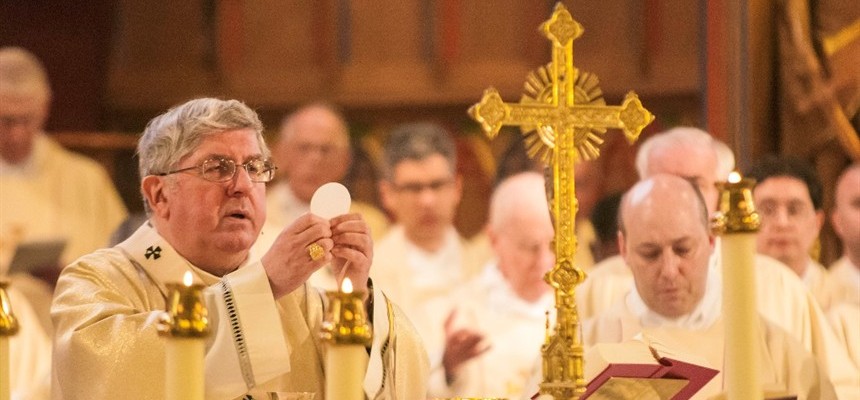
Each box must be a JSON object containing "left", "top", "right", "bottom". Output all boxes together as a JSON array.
[
  {"left": 371, "top": 123, "right": 485, "bottom": 344},
  {"left": 747, "top": 155, "right": 840, "bottom": 310},
  {"left": 263, "top": 103, "right": 389, "bottom": 290},
  {"left": 0, "top": 47, "right": 127, "bottom": 271},
  {"left": 5, "top": 284, "right": 51, "bottom": 400},
  {"left": 50, "top": 98, "right": 428, "bottom": 400},
  {"left": 576, "top": 174, "right": 837, "bottom": 399},
  {"left": 828, "top": 162, "right": 860, "bottom": 306},
  {"left": 827, "top": 163, "right": 860, "bottom": 370},
  {"left": 575, "top": 127, "right": 859, "bottom": 398},
  {"left": 426, "top": 172, "right": 555, "bottom": 399}
]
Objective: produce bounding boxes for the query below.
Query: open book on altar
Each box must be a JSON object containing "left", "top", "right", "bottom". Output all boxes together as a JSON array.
[{"left": 581, "top": 340, "right": 719, "bottom": 400}]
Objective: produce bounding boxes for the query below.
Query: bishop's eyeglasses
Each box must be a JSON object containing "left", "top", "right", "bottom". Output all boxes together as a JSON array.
[{"left": 156, "top": 157, "right": 277, "bottom": 183}]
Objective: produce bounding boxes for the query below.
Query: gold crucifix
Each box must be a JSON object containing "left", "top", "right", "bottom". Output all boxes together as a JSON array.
[{"left": 468, "top": 3, "right": 654, "bottom": 399}]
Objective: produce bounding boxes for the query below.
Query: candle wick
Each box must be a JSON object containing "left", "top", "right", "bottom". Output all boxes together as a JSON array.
[{"left": 338, "top": 261, "right": 351, "bottom": 288}]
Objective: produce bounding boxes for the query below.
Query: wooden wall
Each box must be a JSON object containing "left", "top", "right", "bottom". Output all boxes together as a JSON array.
[{"left": 2, "top": 0, "right": 703, "bottom": 238}]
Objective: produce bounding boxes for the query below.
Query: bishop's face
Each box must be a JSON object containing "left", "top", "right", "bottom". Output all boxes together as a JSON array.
[
  {"left": 148, "top": 129, "right": 268, "bottom": 274},
  {"left": 620, "top": 191, "right": 714, "bottom": 318}
]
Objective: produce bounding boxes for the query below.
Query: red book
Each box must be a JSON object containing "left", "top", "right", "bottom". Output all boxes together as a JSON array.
[{"left": 581, "top": 341, "right": 719, "bottom": 400}]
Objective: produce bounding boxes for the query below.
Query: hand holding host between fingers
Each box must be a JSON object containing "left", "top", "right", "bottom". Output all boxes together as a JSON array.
[
  {"left": 329, "top": 213, "right": 373, "bottom": 293},
  {"left": 261, "top": 213, "right": 333, "bottom": 298}
]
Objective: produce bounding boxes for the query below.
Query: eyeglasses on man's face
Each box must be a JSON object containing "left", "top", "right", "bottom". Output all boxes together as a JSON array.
[
  {"left": 391, "top": 178, "right": 454, "bottom": 195},
  {"left": 156, "top": 157, "right": 277, "bottom": 183}
]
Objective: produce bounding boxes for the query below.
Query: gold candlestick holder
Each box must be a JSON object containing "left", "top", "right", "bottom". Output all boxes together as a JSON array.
[
  {"left": 711, "top": 172, "right": 761, "bottom": 234},
  {"left": 157, "top": 281, "right": 209, "bottom": 338},
  {"left": 320, "top": 289, "right": 372, "bottom": 346},
  {"left": 320, "top": 278, "right": 372, "bottom": 400},
  {"left": 157, "top": 274, "right": 210, "bottom": 400},
  {"left": 0, "top": 281, "right": 18, "bottom": 337},
  {"left": 711, "top": 172, "right": 763, "bottom": 400}
]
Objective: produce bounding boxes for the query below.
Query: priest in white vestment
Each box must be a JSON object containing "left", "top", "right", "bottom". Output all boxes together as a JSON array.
[
  {"left": 262, "top": 102, "right": 389, "bottom": 290},
  {"left": 371, "top": 123, "right": 486, "bottom": 343},
  {"left": 51, "top": 98, "right": 428, "bottom": 400},
  {"left": 828, "top": 162, "right": 860, "bottom": 306},
  {"left": 0, "top": 47, "right": 127, "bottom": 269},
  {"left": 575, "top": 174, "right": 838, "bottom": 399},
  {"left": 827, "top": 163, "right": 860, "bottom": 370},
  {"left": 576, "top": 126, "right": 859, "bottom": 398},
  {"left": 747, "top": 155, "right": 839, "bottom": 310},
  {"left": 425, "top": 172, "right": 555, "bottom": 399}
]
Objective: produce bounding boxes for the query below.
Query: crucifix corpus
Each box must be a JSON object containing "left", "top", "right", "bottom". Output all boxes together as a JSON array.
[{"left": 468, "top": 3, "right": 655, "bottom": 399}]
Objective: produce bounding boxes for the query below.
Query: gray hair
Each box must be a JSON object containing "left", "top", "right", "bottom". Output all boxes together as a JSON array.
[
  {"left": 635, "top": 126, "right": 735, "bottom": 179},
  {"left": 381, "top": 122, "right": 457, "bottom": 180},
  {"left": 0, "top": 47, "right": 51, "bottom": 102},
  {"left": 137, "top": 98, "right": 267, "bottom": 211}
]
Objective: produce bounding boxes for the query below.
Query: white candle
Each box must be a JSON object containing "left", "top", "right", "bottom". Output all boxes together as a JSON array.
[
  {"left": 325, "top": 344, "right": 368, "bottom": 400},
  {"left": 163, "top": 271, "right": 208, "bottom": 400},
  {"left": 718, "top": 172, "right": 762, "bottom": 400},
  {"left": 166, "top": 337, "right": 205, "bottom": 400},
  {"left": 324, "top": 278, "right": 370, "bottom": 400}
]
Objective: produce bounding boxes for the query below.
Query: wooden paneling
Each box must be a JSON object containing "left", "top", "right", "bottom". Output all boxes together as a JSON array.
[{"left": 103, "top": 0, "right": 701, "bottom": 110}]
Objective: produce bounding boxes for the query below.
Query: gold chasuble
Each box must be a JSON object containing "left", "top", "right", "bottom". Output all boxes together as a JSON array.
[
  {"left": 468, "top": 3, "right": 653, "bottom": 398},
  {"left": 51, "top": 222, "right": 428, "bottom": 400}
]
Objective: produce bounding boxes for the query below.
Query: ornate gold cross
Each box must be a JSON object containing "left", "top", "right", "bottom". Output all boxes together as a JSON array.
[{"left": 468, "top": 3, "right": 654, "bottom": 398}]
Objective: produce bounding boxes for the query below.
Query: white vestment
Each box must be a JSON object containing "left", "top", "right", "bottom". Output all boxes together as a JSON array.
[
  {"left": 0, "top": 134, "right": 127, "bottom": 267},
  {"left": 370, "top": 225, "right": 485, "bottom": 331},
  {"left": 828, "top": 303, "right": 860, "bottom": 370},
  {"left": 575, "top": 239, "right": 860, "bottom": 398},
  {"left": 828, "top": 257, "right": 860, "bottom": 306},
  {"left": 803, "top": 259, "right": 840, "bottom": 311},
  {"left": 425, "top": 263, "right": 553, "bottom": 399},
  {"left": 51, "top": 223, "right": 429, "bottom": 400}
]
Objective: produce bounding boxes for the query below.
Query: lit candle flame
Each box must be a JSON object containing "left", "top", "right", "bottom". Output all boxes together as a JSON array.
[
  {"left": 728, "top": 171, "right": 742, "bottom": 183},
  {"left": 183, "top": 271, "right": 193, "bottom": 287},
  {"left": 341, "top": 277, "right": 353, "bottom": 294}
]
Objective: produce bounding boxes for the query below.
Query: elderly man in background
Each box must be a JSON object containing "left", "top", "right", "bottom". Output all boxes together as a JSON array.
[
  {"left": 0, "top": 47, "right": 128, "bottom": 337},
  {"left": 426, "top": 171, "right": 555, "bottom": 399},
  {"left": 575, "top": 126, "right": 860, "bottom": 398},
  {"left": 51, "top": 98, "right": 428, "bottom": 399},
  {"left": 0, "top": 46, "right": 127, "bottom": 269},
  {"left": 262, "top": 102, "right": 388, "bottom": 289}
]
